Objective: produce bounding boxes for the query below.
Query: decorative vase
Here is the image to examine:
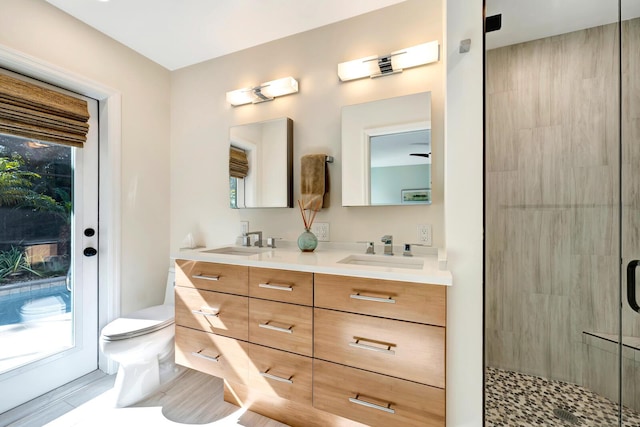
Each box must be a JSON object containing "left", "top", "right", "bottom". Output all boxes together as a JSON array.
[{"left": 297, "top": 228, "right": 318, "bottom": 252}]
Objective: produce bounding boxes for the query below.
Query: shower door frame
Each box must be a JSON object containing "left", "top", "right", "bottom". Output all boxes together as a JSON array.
[{"left": 620, "top": 1, "right": 640, "bottom": 425}]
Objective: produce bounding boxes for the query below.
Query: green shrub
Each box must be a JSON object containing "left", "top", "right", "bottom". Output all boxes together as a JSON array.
[{"left": 0, "top": 247, "right": 41, "bottom": 282}]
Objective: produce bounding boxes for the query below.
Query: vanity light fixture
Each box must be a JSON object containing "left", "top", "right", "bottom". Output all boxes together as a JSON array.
[
  {"left": 226, "top": 76, "right": 299, "bottom": 107},
  {"left": 337, "top": 41, "right": 440, "bottom": 82}
]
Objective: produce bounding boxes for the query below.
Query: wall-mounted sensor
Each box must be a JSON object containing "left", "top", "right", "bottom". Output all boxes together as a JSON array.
[
  {"left": 486, "top": 14, "right": 502, "bottom": 33},
  {"left": 459, "top": 39, "right": 471, "bottom": 53}
]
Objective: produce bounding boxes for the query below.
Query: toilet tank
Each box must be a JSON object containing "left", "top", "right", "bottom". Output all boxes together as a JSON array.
[{"left": 163, "top": 267, "right": 176, "bottom": 306}]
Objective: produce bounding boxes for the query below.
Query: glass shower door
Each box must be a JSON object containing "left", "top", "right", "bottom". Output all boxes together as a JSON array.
[
  {"left": 484, "top": 0, "right": 630, "bottom": 425},
  {"left": 621, "top": 1, "right": 640, "bottom": 425}
]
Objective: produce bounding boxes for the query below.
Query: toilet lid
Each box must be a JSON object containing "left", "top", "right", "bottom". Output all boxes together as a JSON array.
[{"left": 101, "top": 304, "right": 174, "bottom": 341}]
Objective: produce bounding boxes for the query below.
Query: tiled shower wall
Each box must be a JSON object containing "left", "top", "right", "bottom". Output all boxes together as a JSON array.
[{"left": 486, "top": 18, "right": 640, "bottom": 405}]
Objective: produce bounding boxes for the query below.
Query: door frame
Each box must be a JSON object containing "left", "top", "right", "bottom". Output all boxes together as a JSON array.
[{"left": 0, "top": 44, "right": 122, "bottom": 375}]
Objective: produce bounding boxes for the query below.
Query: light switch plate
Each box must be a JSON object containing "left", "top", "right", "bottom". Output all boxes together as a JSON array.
[
  {"left": 417, "top": 224, "right": 432, "bottom": 246},
  {"left": 240, "top": 221, "right": 249, "bottom": 235},
  {"left": 312, "top": 222, "right": 330, "bottom": 242}
]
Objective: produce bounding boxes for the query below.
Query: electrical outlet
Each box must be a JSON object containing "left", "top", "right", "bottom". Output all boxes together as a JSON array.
[
  {"left": 240, "top": 221, "right": 249, "bottom": 235},
  {"left": 311, "top": 222, "right": 330, "bottom": 242},
  {"left": 417, "top": 224, "right": 432, "bottom": 246}
]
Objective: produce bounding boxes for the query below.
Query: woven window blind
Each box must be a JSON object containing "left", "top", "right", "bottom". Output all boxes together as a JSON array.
[
  {"left": 230, "top": 147, "right": 249, "bottom": 178},
  {"left": 0, "top": 73, "right": 90, "bottom": 148}
]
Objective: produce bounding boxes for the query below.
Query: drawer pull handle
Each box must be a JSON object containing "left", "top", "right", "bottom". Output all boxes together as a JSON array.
[
  {"left": 191, "top": 307, "right": 220, "bottom": 317},
  {"left": 350, "top": 293, "right": 396, "bottom": 304},
  {"left": 192, "top": 273, "right": 220, "bottom": 281},
  {"left": 259, "top": 321, "right": 293, "bottom": 334},
  {"left": 260, "top": 369, "right": 293, "bottom": 384},
  {"left": 259, "top": 283, "right": 293, "bottom": 292},
  {"left": 349, "top": 338, "right": 396, "bottom": 355},
  {"left": 349, "top": 394, "right": 395, "bottom": 414},
  {"left": 191, "top": 349, "right": 220, "bottom": 363}
]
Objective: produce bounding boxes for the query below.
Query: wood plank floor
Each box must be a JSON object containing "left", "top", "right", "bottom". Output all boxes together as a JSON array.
[
  {"left": 0, "top": 370, "right": 114, "bottom": 427},
  {"left": 0, "top": 368, "right": 288, "bottom": 427}
]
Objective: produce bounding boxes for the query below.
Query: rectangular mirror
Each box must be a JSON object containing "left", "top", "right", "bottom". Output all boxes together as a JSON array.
[
  {"left": 341, "top": 92, "right": 431, "bottom": 206},
  {"left": 229, "top": 117, "right": 293, "bottom": 208}
]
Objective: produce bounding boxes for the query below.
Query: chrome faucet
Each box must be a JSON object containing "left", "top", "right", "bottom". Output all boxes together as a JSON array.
[
  {"left": 242, "top": 231, "right": 263, "bottom": 247},
  {"left": 357, "top": 241, "right": 375, "bottom": 254},
  {"left": 266, "top": 237, "right": 282, "bottom": 248},
  {"left": 381, "top": 235, "right": 393, "bottom": 256}
]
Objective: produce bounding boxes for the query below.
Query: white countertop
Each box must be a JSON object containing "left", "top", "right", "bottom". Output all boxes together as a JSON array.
[{"left": 173, "top": 242, "right": 452, "bottom": 286}]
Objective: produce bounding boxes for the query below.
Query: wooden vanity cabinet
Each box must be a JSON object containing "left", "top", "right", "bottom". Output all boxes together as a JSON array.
[
  {"left": 175, "top": 325, "right": 249, "bottom": 384},
  {"left": 247, "top": 343, "right": 313, "bottom": 405},
  {"left": 245, "top": 268, "right": 315, "bottom": 411},
  {"left": 174, "top": 259, "right": 446, "bottom": 427},
  {"left": 175, "top": 286, "right": 248, "bottom": 340},
  {"left": 313, "top": 359, "right": 445, "bottom": 427},
  {"left": 314, "top": 273, "right": 446, "bottom": 326},
  {"left": 249, "top": 266, "right": 313, "bottom": 305},
  {"left": 314, "top": 307, "right": 445, "bottom": 387},
  {"left": 174, "top": 261, "right": 251, "bottom": 384},
  {"left": 175, "top": 259, "right": 248, "bottom": 295},
  {"left": 249, "top": 298, "right": 313, "bottom": 356},
  {"left": 313, "top": 273, "right": 446, "bottom": 427}
]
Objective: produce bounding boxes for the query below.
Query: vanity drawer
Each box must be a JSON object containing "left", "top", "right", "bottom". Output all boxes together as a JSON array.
[
  {"left": 175, "top": 286, "right": 248, "bottom": 340},
  {"left": 313, "top": 360, "right": 445, "bottom": 427},
  {"left": 314, "top": 308, "right": 445, "bottom": 388},
  {"left": 247, "top": 343, "right": 312, "bottom": 406},
  {"left": 249, "top": 267, "right": 313, "bottom": 306},
  {"left": 249, "top": 299, "right": 313, "bottom": 357},
  {"left": 314, "top": 273, "right": 446, "bottom": 326},
  {"left": 176, "top": 259, "right": 248, "bottom": 295},
  {"left": 175, "top": 325, "right": 248, "bottom": 385}
]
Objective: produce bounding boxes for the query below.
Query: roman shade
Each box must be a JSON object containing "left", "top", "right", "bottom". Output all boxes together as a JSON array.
[
  {"left": 230, "top": 147, "right": 249, "bottom": 178},
  {"left": 0, "top": 74, "right": 90, "bottom": 148}
]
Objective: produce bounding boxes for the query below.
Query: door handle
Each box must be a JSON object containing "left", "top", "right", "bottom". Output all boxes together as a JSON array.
[
  {"left": 83, "top": 247, "right": 97, "bottom": 257},
  {"left": 627, "top": 260, "right": 640, "bottom": 313}
]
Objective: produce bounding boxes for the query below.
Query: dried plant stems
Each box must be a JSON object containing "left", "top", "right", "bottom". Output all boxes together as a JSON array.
[
  {"left": 298, "top": 198, "right": 322, "bottom": 230},
  {"left": 297, "top": 200, "right": 309, "bottom": 229}
]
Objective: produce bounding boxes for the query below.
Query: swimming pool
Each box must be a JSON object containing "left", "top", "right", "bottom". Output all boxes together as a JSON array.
[{"left": 0, "top": 282, "right": 71, "bottom": 326}]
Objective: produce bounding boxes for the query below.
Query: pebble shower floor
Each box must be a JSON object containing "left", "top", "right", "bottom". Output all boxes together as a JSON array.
[{"left": 485, "top": 367, "right": 640, "bottom": 426}]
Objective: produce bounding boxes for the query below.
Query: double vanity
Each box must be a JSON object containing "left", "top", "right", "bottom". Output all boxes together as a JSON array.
[{"left": 173, "top": 244, "right": 451, "bottom": 427}]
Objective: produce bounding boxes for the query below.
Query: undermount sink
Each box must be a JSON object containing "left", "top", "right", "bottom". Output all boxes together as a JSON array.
[
  {"left": 201, "top": 246, "right": 268, "bottom": 256},
  {"left": 337, "top": 254, "right": 425, "bottom": 270}
]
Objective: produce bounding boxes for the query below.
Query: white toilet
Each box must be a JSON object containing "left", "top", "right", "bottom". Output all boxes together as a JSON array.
[{"left": 99, "top": 268, "right": 178, "bottom": 407}]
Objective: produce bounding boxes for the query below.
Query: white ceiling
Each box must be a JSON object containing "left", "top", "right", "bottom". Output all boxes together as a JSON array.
[
  {"left": 45, "top": 0, "right": 407, "bottom": 70},
  {"left": 371, "top": 129, "right": 430, "bottom": 168},
  {"left": 44, "top": 0, "right": 640, "bottom": 69}
]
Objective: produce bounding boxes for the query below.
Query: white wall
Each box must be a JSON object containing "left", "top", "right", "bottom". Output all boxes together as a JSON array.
[
  {"left": 371, "top": 165, "right": 430, "bottom": 205},
  {"left": 444, "top": 0, "right": 484, "bottom": 425},
  {"left": 0, "top": 0, "right": 172, "bottom": 316},
  {"left": 170, "top": 0, "right": 444, "bottom": 251}
]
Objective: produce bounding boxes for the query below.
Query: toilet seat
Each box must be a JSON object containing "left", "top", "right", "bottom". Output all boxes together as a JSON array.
[{"left": 101, "top": 304, "right": 174, "bottom": 341}]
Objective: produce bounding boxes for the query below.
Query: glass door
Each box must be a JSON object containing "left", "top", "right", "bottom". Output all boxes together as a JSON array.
[
  {"left": 0, "top": 72, "right": 99, "bottom": 413},
  {"left": 483, "top": 1, "right": 631, "bottom": 425},
  {"left": 621, "top": 1, "right": 640, "bottom": 425}
]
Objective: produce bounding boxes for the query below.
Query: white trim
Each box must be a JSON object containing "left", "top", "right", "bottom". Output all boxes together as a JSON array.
[
  {"left": 98, "top": 95, "right": 122, "bottom": 375},
  {"left": 0, "top": 43, "right": 122, "bottom": 375},
  {"left": 444, "top": 0, "right": 484, "bottom": 424}
]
